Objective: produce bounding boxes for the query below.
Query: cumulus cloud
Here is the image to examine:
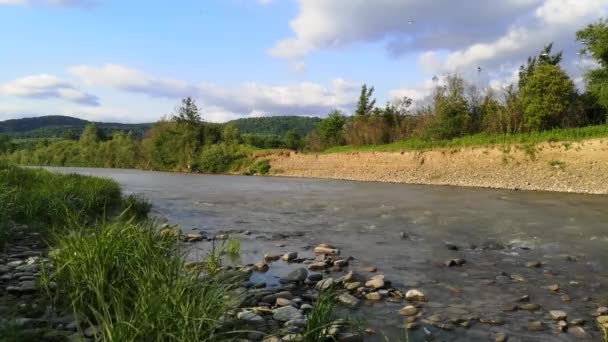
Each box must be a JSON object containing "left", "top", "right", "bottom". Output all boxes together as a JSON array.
[
  {"left": 0, "top": 0, "right": 94, "bottom": 7},
  {"left": 0, "top": 74, "right": 99, "bottom": 106},
  {"left": 70, "top": 64, "right": 360, "bottom": 120}
]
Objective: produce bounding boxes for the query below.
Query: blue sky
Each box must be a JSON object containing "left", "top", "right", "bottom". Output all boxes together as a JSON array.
[{"left": 0, "top": 0, "right": 606, "bottom": 123}]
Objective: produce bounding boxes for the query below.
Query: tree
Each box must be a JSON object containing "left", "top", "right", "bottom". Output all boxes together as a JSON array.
[
  {"left": 172, "top": 97, "right": 202, "bottom": 125},
  {"left": 284, "top": 129, "right": 302, "bottom": 150},
  {"left": 577, "top": 19, "right": 608, "bottom": 116},
  {"left": 80, "top": 123, "right": 101, "bottom": 145},
  {"left": 519, "top": 43, "right": 563, "bottom": 89},
  {"left": 221, "top": 124, "right": 241, "bottom": 145},
  {"left": 425, "top": 75, "right": 471, "bottom": 140},
  {"left": 354, "top": 84, "right": 376, "bottom": 116},
  {"left": 520, "top": 63, "right": 576, "bottom": 131},
  {"left": 0, "top": 135, "right": 13, "bottom": 154}
]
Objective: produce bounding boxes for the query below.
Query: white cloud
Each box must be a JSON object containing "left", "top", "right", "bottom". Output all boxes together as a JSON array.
[
  {"left": 0, "top": 74, "right": 99, "bottom": 106},
  {"left": 70, "top": 64, "right": 360, "bottom": 120},
  {"left": 0, "top": 0, "right": 94, "bottom": 6}
]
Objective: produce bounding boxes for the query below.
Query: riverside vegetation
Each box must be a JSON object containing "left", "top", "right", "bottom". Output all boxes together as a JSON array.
[{"left": 2, "top": 20, "right": 608, "bottom": 178}]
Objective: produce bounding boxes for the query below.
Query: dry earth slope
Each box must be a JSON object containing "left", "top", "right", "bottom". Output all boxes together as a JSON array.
[{"left": 264, "top": 138, "right": 608, "bottom": 194}]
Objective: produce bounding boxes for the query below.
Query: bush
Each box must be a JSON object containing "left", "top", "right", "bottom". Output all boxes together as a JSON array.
[
  {"left": 247, "top": 159, "right": 271, "bottom": 176},
  {"left": 198, "top": 144, "right": 246, "bottom": 174}
]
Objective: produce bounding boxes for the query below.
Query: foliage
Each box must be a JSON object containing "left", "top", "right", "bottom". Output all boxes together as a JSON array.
[
  {"left": 354, "top": 84, "right": 377, "bottom": 117},
  {"left": 247, "top": 159, "right": 271, "bottom": 176},
  {"left": 306, "top": 110, "right": 347, "bottom": 151},
  {"left": 227, "top": 237, "right": 241, "bottom": 257},
  {"left": 520, "top": 63, "right": 576, "bottom": 131},
  {"left": 424, "top": 75, "right": 471, "bottom": 140},
  {"left": 284, "top": 129, "right": 303, "bottom": 150},
  {"left": 198, "top": 144, "right": 247, "bottom": 174},
  {"left": 519, "top": 43, "right": 563, "bottom": 89},
  {"left": 227, "top": 116, "right": 322, "bottom": 137},
  {"left": 303, "top": 290, "right": 338, "bottom": 342},
  {"left": 577, "top": 18, "right": 608, "bottom": 115},
  {"left": 48, "top": 221, "right": 233, "bottom": 341}
]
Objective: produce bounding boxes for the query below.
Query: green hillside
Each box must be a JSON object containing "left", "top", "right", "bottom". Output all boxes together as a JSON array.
[{"left": 227, "top": 116, "right": 321, "bottom": 137}]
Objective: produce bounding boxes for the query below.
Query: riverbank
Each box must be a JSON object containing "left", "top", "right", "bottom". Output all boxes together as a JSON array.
[{"left": 264, "top": 138, "right": 608, "bottom": 194}]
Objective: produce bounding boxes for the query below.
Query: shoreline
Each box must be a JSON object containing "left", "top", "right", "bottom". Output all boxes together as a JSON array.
[{"left": 265, "top": 138, "right": 608, "bottom": 195}]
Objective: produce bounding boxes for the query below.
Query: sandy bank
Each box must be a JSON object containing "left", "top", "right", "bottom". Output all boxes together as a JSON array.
[{"left": 264, "top": 138, "right": 608, "bottom": 194}]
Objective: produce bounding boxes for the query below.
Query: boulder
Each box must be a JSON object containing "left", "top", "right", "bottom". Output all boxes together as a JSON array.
[
  {"left": 398, "top": 305, "right": 418, "bottom": 316},
  {"left": 338, "top": 293, "right": 360, "bottom": 306},
  {"left": 282, "top": 268, "right": 308, "bottom": 283},
  {"left": 549, "top": 310, "right": 567, "bottom": 321},
  {"left": 405, "top": 289, "right": 427, "bottom": 302}
]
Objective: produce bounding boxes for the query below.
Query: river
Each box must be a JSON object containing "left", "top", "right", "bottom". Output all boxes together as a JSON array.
[{"left": 46, "top": 167, "right": 608, "bottom": 341}]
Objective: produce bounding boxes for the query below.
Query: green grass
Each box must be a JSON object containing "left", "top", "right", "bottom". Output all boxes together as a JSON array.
[
  {"left": 46, "top": 221, "right": 235, "bottom": 342},
  {"left": 303, "top": 290, "right": 339, "bottom": 342},
  {"left": 323, "top": 124, "right": 608, "bottom": 154},
  {"left": 227, "top": 237, "right": 241, "bottom": 257}
]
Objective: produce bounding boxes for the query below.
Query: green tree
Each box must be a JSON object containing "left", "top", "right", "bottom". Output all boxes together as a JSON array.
[
  {"left": 221, "top": 124, "right": 241, "bottom": 145},
  {"left": 0, "top": 135, "right": 13, "bottom": 154},
  {"left": 425, "top": 75, "right": 471, "bottom": 140},
  {"left": 172, "top": 97, "right": 202, "bottom": 125},
  {"left": 354, "top": 84, "right": 376, "bottom": 116},
  {"left": 520, "top": 63, "right": 576, "bottom": 131},
  {"left": 577, "top": 19, "right": 608, "bottom": 117},
  {"left": 519, "top": 43, "right": 563, "bottom": 89},
  {"left": 284, "top": 129, "right": 302, "bottom": 150}
]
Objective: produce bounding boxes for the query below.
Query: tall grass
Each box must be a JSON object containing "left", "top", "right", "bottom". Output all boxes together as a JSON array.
[
  {"left": 47, "top": 222, "right": 234, "bottom": 341},
  {"left": 323, "top": 123, "right": 608, "bottom": 154},
  {"left": 303, "top": 290, "right": 338, "bottom": 342}
]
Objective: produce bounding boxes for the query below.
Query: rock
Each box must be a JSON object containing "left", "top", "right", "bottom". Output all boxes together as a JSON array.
[
  {"left": 307, "top": 273, "right": 323, "bottom": 282},
  {"left": 597, "top": 315, "right": 608, "bottom": 326},
  {"left": 570, "top": 318, "right": 585, "bottom": 326},
  {"left": 345, "top": 282, "right": 361, "bottom": 291},
  {"left": 547, "top": 284, "right": 560, "bottom": 292},
  {"left": 405, "top": 289, "right": 427, "bottom": 302},
  {"left": 518, "top": 303, "right": 541, "bottom": 311},
  {"left": 159, "top": 227, "right": 179, "bottom": 239},
  {"left": 283, "top": 268, "right": 308, "bottom": 283},
  {"left": 365, "top": 292, "right": 383, "bottom": 301},
  {"left": 495, "top": 332, "right": 507, "bottom": 342},
  {"left": 525, "top": 261, "right": 542, "bottom": 268},
  {"left": 237, "top": 311, "right": 264, "bottom": 324},
  {"left": 445, "top": 259, "right": 466, "bottom": 267},
  {"left": 184, "top": 233, "right": 204, "bottom": 242},
  {"left": 0, "top": 265, "right": 9, "bottom": 274},
  {"left": 444, "top": 242, "right": 459, "bottom": 250},
  {"left": 399, "top": 305, "right": 418, "bottom": 316},
  {"left": 362, "top": 267, "right": 377, "bottom": 273},
  {"left": 264, "top": 254, "right": 281, "bottom": 263},
  {"left": 276, "top": 298, "right": 295, "bottom": 307},
  {"left": 84, "top": 325, "right": 101, "bottom": 338},
  {"left": 7, "top": 260, "right": 24, "bottom": 268},
  {"left": 516, "top": 295, "right": 530, "bottom": 303},
  {"left": 510, "top": 274, "right": 526, "bottom": 282},
  {"left": 333, "top": 259, "right": 349, "bottom": 268},
  {"left": 558, "top": 320, "right": 568, "bottom": 332},
  {"left": 527, "top": 321, "right": 544, "bottom": 331},
  {"left": 313, "top": 246, "right": 340, "bottom": 255},
  {"left": 338, "top": 293, "right": 360, "bottom": 306},
  {"left": 315, "top": 278, "right": 335, "bottom": 291},
  {"left": 561, "top": 295, "right": 572, "bottom": 302},
  {"left": 343, "top": 271, "right": 357, "bottom": 283},
  {"left": 273, "top": 306, "right": 304, "bottom": 322},
  {"left": 307, "top": 262, "right": 327, "bottom": 271},
  {"left": 254, "top": 263, "right": 269, "bottom": 272},
  {"left": 597, "top": 307, "right": 608, "bottom": 315},
  {"left": 300, "top": 304, "right": 313, "bottom": 311},
  {"left": 282, "top": 252, "right": 298, "bottom": 262},
  {"left": 365, "top": 276, "right": 385, "bottom": 289},
  {"left": 569, "top": 326, "right": 592, "bottom": 339},
  {"left": 549, "top": 310, "right": 567, "bottom": 320}
]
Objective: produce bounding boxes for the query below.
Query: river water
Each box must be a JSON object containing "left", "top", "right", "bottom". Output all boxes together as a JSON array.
[{"left": 47, "top": 167, "right": 608, "bottom": 341}]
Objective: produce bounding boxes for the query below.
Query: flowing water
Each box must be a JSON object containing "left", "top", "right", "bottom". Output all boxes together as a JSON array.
[{"left": 47, "top": 167, "right": 608, "bottom": 341}]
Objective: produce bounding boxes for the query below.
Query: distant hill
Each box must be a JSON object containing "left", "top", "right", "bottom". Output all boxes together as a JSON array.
[
  {"left": 227, "top": 116, "right": 322, "bottom": 137},
  {"left": 0, "top": 115, "right": 323, "bottom": 140},
  {"left": 0, "top": 115, "right": 152, "bottom": 139}
]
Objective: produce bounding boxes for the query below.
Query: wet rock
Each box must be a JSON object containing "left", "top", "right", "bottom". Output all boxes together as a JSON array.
[
  {"left": 276, "top": 298, "right": 295, "bottom": 307},
  {"left": 518, "top": 303, "right": 541, "bottom": 311},
  {"left": 501, "top": 304, "right": 518, "bottom": 312},
  {"left": 237, "top": 311, "right": 264, "bottom": 324},
  {"left": 445, "top": 259, "right": 466, "bottom": 267},
  {"left": 479, "top": 317, "right": 504, "bottom": 325},
  {"left": 159, "top": 227, "right": 179, "bottom": 239},
  {"left": 399, "top": 305, "right": 418, "bottom": 316},
  {"left": 365, "top": 292, "right": 383, "bottom": 301},
  {"left": 525, "top": 261, "right": 542, "bottom": 268},
  {"left": 365, "top": 275, "right": 385, "bottom": 289},
  {"left": 527, "top": 321, "right": 544, "bottom": 331},
  {"left": 516, "top": 295, "right": 530, "bottom": 303},
  {"left": 570, "top": 318, "right": 585, "bottom": 326},
  {"left": 561, "top": 295, "right": 572, "bottom": 302},
  {"left": 405, "top": 289, "right": 427, "bottom": 302},
  {"left": 282, "top": 252, "right": 298, "bottom": 262},
  {"left": 597, "top": 307, "right": 608, "bottom": 315},
  {"left": 307, "top": 262, "right": 327, "bottom": 271},
  {"left": 300, "top": 304, "right": 313, "bottom": 311},
  {"left": 282, "top": 268, "right": 308, "bottom": 283},
  {"left": 495, "top": 332, "right": 507, "bottom": 342},
  {"left": 597, "top": 315, "right": 608, "bottom": 328},
  {"left": 333, "top": 259, "right": 349, "bottom": 268},
  {"left": 273, "top": 306, "right": 304, "bottom": 322},
  {"left": 276, "top": 291, "right": 294, "bottom": 300},
  {"left": 307, "top": 273, "right": 323, "bottom": 282},
  {"left": 184, "top": 233, "right": 204, "bottom": 242},
  {"left": 558, "top": 320, "right": 568, "bottom": 332},
  {"left": 569, "top": 326, "right": 592, "bottom": 339},
  {"left": 362, "top": 267, "right": 377, "bottom": 273},
  {"left": 444, "top": 242, "right": 459, "bottom": 250},
  {"left": 338, "top": 293, "right": 360, "bottom": 306},
  {"left": 510, "top": 274, "right": 526, "bottom": 282},
  {"left": 264, "top": 254, "right": 281, "bottom": 263},
  {"left": 315, "top": 278, "right": 335, "bottom": 291},
  {"left": 549, "top": 310, "right": 567, "bottom": 321},
  {"left": 546, "top": 284, "right": 560, "bottom": 292},
  {"left": 254, "top": 263, "right": 269, "bottom": 272},
  {"left": 345, "top": 282, "right": 361, "bottom": 291},
  {"left": 313, "top": 245, "right": 340, "bottom": 256}
]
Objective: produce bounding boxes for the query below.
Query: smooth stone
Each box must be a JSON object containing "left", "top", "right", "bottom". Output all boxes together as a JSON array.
[
  {"left": 307, "top": 273, "right": 323, "bottom": 282},
  {"left": 558, "top": 320, "right": 568, "bottom": 332},
  {"left": 597, "top": 307, "right": 608, "bottom": 315},
  {"left": 365, "top": 278, "right": 385, "bottom": 289},
  {"left": 365, "top": 292, "right": 383, "bottom": 301},
  {"left": 444, "top": 242, "right": 459, "bottom": 250},
  {"left": 315, "top": 278, "right": 335, "bottom": 291},
  {"left": 338, "top": 293, "right": 360, "bottom": 306},
  {"left": 495, "top": 332, "right": 507, "bottom": 342},
  {"left": 237, "top": 311, "right": 264, "bottom": 324},
  {"left": 276, "top": 291, "right": 294, "bottom": 300},
  {"left": 547, "top": 284, "right": 560, "bottom": 291},
  {"left": 273, "top": 306, "right": 304, "bottom": 322},
  {"left": 525, "top": 261, "right": 542, "bottom": 268},
  {"left": 362, "top": 267, "right": 377, "bottom": 273},
  {"left": 549, "top": 310, "right": 567, "bottom": 320},
  {"left": 405, "top": 289, "right": 427, "bottom": 302},
  {"left": 570, "top": 318, "right": 585, "bottom": 326},
  {"left": 307, "top": 262, "right": 327, "bottom": 271},
  {"left": 345, "top": 282, "right": 361, "bottom": 291},
  {"left": 334, "top": 259, "right": 349, "bottom": 268},
  {"left": 527, "top": 321, "right": 544, "bottom": 331},
  {"left": 254, "top": 263, "right": 269, "bottom": 272},
  {"left": 569, "top": 326, "right": 592, "bottom": 339},
  {"left": 518, "top": 303, "right": 541, "bottom": 311},
  {"left": 300, "top": 304, "right": 313, "bottom": 311},
  {"left": 284, "top": 268, "right": 308, "bottom": 283},
  {"left": 516, "top": 295, "right": 530, "bottom": 303},
  {"left": 282, "top": 252, "right": 298, "bottom": 262},
  {"left": 399, "top": 305, "right": 418, "bottom": 316},
  {"left": 510, "top": 274, "right": 526, "bottom": 282},
  {"left": 276, "top": 298, "right": 295, "bottom": 307},
  {"left": 597, "top": 316, "right": 608, "bottom": 325},
  {"left": 185, "top": 233, "right": 204, "bottom": 242},
  {"left": 313, "top": 246, "right": 340, "bottom": 255},
  {"left": 445, "top": 259, "right": 466, "bottom": 267}
]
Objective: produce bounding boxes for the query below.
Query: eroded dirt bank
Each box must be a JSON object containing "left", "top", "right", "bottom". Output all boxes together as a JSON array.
[{"left": 265, "top": 138, "right": 608, "bottom": 194}]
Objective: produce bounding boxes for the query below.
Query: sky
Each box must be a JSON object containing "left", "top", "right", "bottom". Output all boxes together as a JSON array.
[{"left": 0, "top": 0, "right": 606, "bottom": 123}]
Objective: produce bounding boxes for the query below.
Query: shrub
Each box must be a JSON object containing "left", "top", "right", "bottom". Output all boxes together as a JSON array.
[{"left": 198, "top": 144, "right": 246, "bottom": 174}]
